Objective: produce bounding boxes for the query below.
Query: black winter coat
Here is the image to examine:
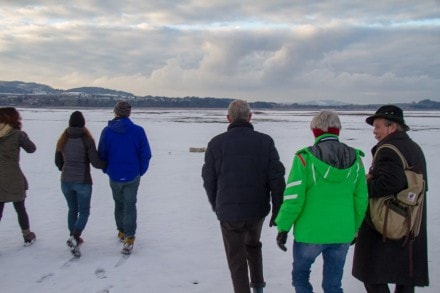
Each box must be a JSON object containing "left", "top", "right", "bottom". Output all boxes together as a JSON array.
[
  {"left": 352, "top": 131, "right": 429, "bottom": 286},
  {"left": 202, "top": 122, "right": 285, "bottom": 222}
]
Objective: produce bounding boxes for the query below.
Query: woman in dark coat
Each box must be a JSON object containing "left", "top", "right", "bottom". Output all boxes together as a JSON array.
[
  {"left": 0, "top": 107, "right": 37, "bottom": 245},
  {"left": 352, "top": 105, "right": 429, "bottom": 292}
]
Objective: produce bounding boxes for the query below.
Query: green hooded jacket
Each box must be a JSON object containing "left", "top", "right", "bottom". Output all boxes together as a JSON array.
[{"left": 275, "top": 135, "right": 368, "bottom": 244}]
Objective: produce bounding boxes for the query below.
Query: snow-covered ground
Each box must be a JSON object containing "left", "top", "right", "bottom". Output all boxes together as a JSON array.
[{"left": 0, "top": 108, "right": 439, "bottom": 293}]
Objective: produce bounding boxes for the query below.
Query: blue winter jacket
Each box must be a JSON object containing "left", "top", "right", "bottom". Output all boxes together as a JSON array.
[{"left": 98, "top": 117, "right": 151, "bottom": 182}]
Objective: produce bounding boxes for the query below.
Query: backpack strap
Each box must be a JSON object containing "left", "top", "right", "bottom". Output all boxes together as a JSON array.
[{"left": 375, "top": 144, "right": 409, "bottom": 169}]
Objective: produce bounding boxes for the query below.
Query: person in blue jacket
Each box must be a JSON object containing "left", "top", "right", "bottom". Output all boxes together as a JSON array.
[{"left": 98, "top": 101, "right": 152, "bottom": 254}]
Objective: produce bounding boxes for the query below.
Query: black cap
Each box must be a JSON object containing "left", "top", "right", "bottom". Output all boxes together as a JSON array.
[
  {"left": 69, "top": 111, "right": 85, "bottom": 127},
  {"left": 366, "top": 105, "right": 409, "bottom": 131}
]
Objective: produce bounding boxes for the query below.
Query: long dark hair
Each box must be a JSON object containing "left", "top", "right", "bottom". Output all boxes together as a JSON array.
[
  {"left": 0, "top": 107, "right": 22, "bottom": 129},
  {"left": 56, "top": 127, "right": 96, "bottom": 152}
]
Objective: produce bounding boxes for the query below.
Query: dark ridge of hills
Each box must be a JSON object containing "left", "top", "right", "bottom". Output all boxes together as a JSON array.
[
  {"left": 0, "top": 80, "right": 439, "bottom": 110},
  {"left": 0, "top": 80, "right": 58, "bottom": 94},
  {"left": 66, "top": 87, "right": 134, "bottom": 97}
]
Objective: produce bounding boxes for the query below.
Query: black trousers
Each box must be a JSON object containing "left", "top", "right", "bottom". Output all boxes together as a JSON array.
[
  {"left": 364, "top": 283, "right": 415, "bottom": 293},
  {"left": 220, "top": 218, "right": 265, "bottom": 293},
  {"left": 0, "top": 200, "right": 30, "bottom": 230}
]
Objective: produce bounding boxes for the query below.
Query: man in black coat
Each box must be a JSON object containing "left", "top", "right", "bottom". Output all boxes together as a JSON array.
[
  {"left": 352, "top": 105, "right": 429, "bottom": 293},
  {"left": 202, "top": 100, "right": 285, "bottom": 293}
]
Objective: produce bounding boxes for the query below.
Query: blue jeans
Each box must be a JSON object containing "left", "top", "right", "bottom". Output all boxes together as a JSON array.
[
  {"left": 61, "top": 182, "right": 92, "bottom": 236},
  {"left": 292, "top": 241, "right": 350, "bottom": 293},
  {"left": 110, "top": 176, "right": 140, "bottom": 238}
]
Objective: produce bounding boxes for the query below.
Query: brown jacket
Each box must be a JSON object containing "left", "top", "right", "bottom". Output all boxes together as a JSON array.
[{"left": 0, "top": 125, "right": 36, "bottom": 202}]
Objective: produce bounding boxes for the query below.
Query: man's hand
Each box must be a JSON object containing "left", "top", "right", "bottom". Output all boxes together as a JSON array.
[{"left": 276, "top": 231, "right": 288, "bottom": 251}]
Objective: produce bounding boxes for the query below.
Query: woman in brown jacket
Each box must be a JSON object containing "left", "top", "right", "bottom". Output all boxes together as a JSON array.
[{"left": 0, "top": 107, "right": 37, "bottom": 245}]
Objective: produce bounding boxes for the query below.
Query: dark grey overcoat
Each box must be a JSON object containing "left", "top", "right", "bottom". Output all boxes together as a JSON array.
[{"left": 352, "top": 131, "right": 429, "bottom": 286}]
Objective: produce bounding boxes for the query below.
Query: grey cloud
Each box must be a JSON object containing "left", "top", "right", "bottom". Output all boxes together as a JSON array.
[{"left": 0, "top": 1, "right": 438, "bottom": 103}]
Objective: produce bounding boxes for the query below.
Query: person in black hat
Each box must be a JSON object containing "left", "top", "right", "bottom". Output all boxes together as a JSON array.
[
  {"left": 55, "top": 111, "right": 106, "bottom": 257},
  {"left": 365, "top": 104, "right": 410, "bottom": 132},
  {"left": 352, "top": 105, "right": 429, "bottom": 292}
]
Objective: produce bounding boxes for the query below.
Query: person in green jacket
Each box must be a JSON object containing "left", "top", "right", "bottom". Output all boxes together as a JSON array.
[{"left": 275, "top": 110, "right": 368, "bottom": 293}]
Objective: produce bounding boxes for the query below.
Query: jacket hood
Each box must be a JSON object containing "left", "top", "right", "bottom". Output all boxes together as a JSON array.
[
  {"left": 0, "top": 123, "right": 13, "bottom": 138},
  {"left": 302, "top": 144, "right": 363, "bottom": 184},
  {"left": 107, "top": 117, "right": 134, "bottom": 134},
  {"left": 66, "top": 127, "right": 84, "bottom": 138}
]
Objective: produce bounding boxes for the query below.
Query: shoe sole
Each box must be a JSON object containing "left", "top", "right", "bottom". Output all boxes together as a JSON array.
[
  {"left": 66, "top": 238, "right": 82, "bottom": 257},
  {"left": 71, "top": 247, "right": 81, "bottom": 257},
  {"left": 24, "top": 239, "right": 35, "bottom": 246},
  {"left": 121, "top": 246, "right": 133, "bottom": 255}
]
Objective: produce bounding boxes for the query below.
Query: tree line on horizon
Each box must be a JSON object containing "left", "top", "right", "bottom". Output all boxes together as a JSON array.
[
  {"left": 0, "top": 80, "right": 438, "bottom": 110},
  {"left": 1, "top": 93, "right": 438, "bottom": 110}
]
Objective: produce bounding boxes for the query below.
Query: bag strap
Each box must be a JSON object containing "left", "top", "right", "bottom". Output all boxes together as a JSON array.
[{"left": 374, "top": 144, "right": 409, "bottom": 170}]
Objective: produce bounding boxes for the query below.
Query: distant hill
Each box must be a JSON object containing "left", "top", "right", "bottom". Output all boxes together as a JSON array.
[
  {"left": 0, "top": 80, "right": 439, "bottom": 110},
  {"left": 0, "top": 81, "right": 57, "bottom": 94},
  {"left": 297, "top": 99, "right": 350, "bottom": 106},
  {"left": 66, "top": 87, "right": 134, "bottom": 98}
]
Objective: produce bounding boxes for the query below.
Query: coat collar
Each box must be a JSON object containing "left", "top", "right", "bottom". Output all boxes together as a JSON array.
[
  {"left": 227, "top": 121, "right": 254, "bottom": 131},
  {"left": 372, "top": 131, "right": 409, "bottom": 153}
]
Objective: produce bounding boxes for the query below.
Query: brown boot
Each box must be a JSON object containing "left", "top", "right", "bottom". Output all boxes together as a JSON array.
[
  {"left": 22, "top": 229, "right": 36, "bottom": 246},
  {"left": 117, "top": 230, "right": 125, "bottom": 242},
  {"left": 121, "top": 236, "right": 135, "bottom": 254}
]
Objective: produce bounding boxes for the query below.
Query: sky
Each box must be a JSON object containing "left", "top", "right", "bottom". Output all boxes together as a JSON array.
[{"left": 0, "top": 1, "right": 439, "bottom": 104}]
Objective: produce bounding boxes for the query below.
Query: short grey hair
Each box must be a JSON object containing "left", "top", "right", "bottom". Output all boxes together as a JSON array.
[
  {"left": 310, "top": 110, "right": 341, "bottom": 131},
  {"left": 228, "top": 100, "right": 251, "bottom": 123}
]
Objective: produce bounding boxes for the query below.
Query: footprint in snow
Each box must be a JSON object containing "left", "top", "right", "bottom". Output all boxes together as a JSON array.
[
  {"left": 95, "top": 267, "right": 107, "bottom": 279},
  {"left": 36, "top": 272, "right": 54, "bottom": 283},
  {"left": 96, "top": 285, "right": 113, "bottom": 293}
]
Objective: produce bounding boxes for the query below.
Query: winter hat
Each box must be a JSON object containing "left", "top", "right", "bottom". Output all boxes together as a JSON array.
[
  {"left": 69, "top": 111, "right": 85, "bottom": 127},
  {"left": 366, "top": 105, "right": 410, "bottom": 131},
  {"left": 114, "top": 101, "right": 132, "bottom": 117},
  {"left": 312, "top": 127, "right": 340, "bottom": 138}
]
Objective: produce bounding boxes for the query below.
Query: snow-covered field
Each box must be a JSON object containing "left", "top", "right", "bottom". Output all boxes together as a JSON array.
[{"left": 0, "top": 107, "right": 439, "bottom": 293}]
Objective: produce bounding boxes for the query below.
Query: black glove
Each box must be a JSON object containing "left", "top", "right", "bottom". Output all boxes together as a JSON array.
[
  {"left": 276, "top": 231, "right": 288, "bottom": 251},
  {"left": 269, "top": 214, "right": 277, "bottom": 227}
]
